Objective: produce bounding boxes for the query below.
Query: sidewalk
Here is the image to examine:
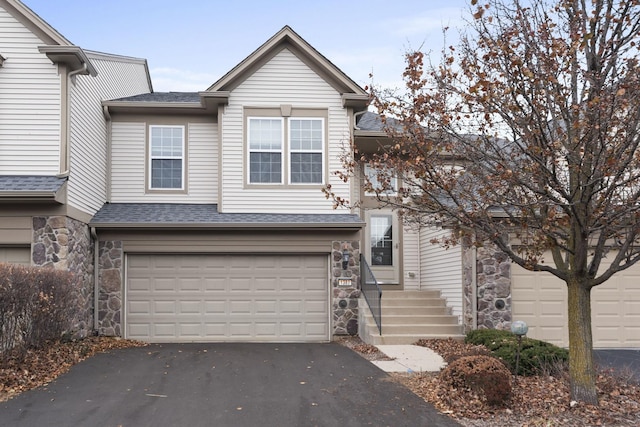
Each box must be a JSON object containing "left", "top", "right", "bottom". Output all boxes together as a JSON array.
[{"left": 371, "top": 345, "right": 446, "bottom": 373}]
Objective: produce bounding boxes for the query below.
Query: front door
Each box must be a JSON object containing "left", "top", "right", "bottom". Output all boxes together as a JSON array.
[{"left": 365, "top": 211, "right": 400, "bottom": 284}]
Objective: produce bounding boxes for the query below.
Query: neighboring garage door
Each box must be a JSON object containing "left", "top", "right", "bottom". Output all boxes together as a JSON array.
[
  {"left": 0, "top": 247, "right": 30, "bottom": 265},
  {"left": 512, "top": 257, "right": 640, "bottom": 348},
  {"left": 126, "top": 254, "right": 329, "bottom": 342}
]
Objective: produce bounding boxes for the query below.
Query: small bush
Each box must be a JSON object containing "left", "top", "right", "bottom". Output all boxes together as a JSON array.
[
  {"left": 440, "top": 354, "right": 512, "bottom": 406},
  {"left": 0, "top": 263, "right": 76, "bottom": 360},
  {"left": 465, "top": 329, "right": 569, "bottom": 376}
]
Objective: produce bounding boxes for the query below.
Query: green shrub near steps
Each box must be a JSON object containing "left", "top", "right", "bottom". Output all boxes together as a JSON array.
[{"left": 465, "top": 329, "right": 569, "bottom": 376}]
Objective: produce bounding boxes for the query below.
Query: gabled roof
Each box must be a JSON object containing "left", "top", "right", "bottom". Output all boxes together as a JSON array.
[
  {"left": 207, "top": 26, "right": 369, "bottom": 110},
  {"left": 90, "top": 203, "right": 364, "bottom": 230},
  {"left": 2, "top": 0, "right": 98, "bottom": 76},
  {"left": 2, "top": 0, "right": 70, "bottom": 46},
  {"left": 0, "top": 175, "right": 66, "bottom": 203}
]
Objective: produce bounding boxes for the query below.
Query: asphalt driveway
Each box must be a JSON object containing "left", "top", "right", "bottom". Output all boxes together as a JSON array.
[{"left": 0, "top": 342, "right": 460, "bottom": 427}]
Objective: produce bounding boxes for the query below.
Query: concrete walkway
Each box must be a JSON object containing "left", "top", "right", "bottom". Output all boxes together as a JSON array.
[{"left": 372, "top": 345, "right": 446, "bottom": 373}]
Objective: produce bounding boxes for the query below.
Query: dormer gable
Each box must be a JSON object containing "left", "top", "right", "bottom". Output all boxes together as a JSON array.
[{"left": 208, "top": 26, "right": 368, "bottom": 112}]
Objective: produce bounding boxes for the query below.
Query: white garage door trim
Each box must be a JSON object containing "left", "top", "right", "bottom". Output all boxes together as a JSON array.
[
  {"left": 125, "top": 253, "right": 330, "bottom": 343},
  {"left": 512, "top": 255, "right": 640, "bottom": 349}
]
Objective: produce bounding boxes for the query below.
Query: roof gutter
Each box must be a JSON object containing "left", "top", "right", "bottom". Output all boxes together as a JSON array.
[{"left": 89, "top": 222, "right": 365, "bottom": 230}]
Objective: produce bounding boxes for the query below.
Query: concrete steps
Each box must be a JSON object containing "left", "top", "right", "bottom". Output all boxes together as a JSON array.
[{"left": 359, "top": 290, "right": 465, "bottom": 345}]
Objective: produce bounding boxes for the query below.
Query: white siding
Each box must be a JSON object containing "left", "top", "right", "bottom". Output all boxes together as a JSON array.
[
  {"left": 0, "top": 6, "right": 61, "bottom": 174},
  {"left": 419, "top": 226, "right": 463, "bottom": 317},
  {"left": 110, "top": 122, "right": 218, "bottom": 203},
  {"left": 68, "top": 54, "right": 150, "bottom": 215},
  {"left": 220, "top": 48, "right": 351, "bottom": 213},
  {"left": 403, "top": 225, "right": 420, "bottom": 290}
]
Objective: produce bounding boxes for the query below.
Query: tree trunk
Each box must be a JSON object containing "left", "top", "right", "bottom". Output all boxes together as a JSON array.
[{"left": 567, "top": 278, "right": 598, "bottom": 405}]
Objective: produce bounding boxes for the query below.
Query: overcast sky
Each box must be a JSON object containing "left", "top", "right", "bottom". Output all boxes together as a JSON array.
[{"left": 22, "top": 0, "right": 472, "bottom": 92}]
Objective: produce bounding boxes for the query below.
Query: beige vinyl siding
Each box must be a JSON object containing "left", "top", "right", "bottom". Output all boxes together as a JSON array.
[
  {"left": 68, "top": 54, "right": 150, "bottom": 215},
  {"left": 0, "top": 6, "right": 61, "bottom": 174},
  {"left": 0, "top": 216, "right": 32, "bottom": 244},
  {"left": 403, "top": 226, "right": 420, "bottom": 290},
  {"left": 110, "top": 122, "right": 218, "bottom": 203},
  {"left": 419, "top": 226, "right": 463, "bottom": 317},
  {"left": 220, "top": 48, "right": 350, "bottom": 213}
]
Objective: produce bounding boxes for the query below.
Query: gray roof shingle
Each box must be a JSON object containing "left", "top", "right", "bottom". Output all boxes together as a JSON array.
[
  {"left": 0, "top": 175, "right": 67, "bottom": 192},
  {"left": 356, "top": 111, "right": 385, "bottom": 131},
  {"left": 112, "top": 92, "right": 200, "bottom": 103},
  {"left": 90, "top": 203, "right": 364, "bottom": 228}
]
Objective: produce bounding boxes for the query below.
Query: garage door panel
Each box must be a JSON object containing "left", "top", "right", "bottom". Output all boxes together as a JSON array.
[
  {"left": 255, "top": 300, "right": 276, "bottom": 314},
  {"left": 126, "top": 254, "right": 329, "bottom": 342},
  {"left": 0, "top": 247, "right": 30, "bottom": 265},
  {"left": 512, "top": 252, "right": 640, "bottom": 348}
]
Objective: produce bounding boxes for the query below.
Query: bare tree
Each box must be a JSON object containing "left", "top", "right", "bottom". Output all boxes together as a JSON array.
[{"left": 329, "top": 0, "right": 640, "bottom": 405}]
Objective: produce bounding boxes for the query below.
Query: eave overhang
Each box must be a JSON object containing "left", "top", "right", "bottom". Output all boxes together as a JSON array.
[
  {"left": 103, "top": 92, "right": 229, "bottom": 116},
  {"left": 342, "top": 94, "right": 369, "bottom": 112},
  {"left": 0, "top": 181, "right": 66, "bottom": 204},
  {"left": 38, "top": 45, "right": 98, "bottom": 76}
]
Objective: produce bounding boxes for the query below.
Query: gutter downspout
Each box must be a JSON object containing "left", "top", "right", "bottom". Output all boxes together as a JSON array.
[
  {"left": 472, "top": 243, "right": 478, "bottom": 330},
  {"left": 91, "top": 227, "right": 100, "bottom": 333},
  {"left": 59, "top": 62, "right": 89, "bottom": 177},
  {"left": 103, "top": 105, "right": 112, "bottom": 202},
  {"left": 353, "top": 110, "right": 367, "bottom": 130}
]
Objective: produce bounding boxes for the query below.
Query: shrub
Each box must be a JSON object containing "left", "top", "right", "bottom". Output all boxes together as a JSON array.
[
  {"left": 465, "top": 329, "right": 569, "bottom": 376},
  {"left": 0, "top": 263, "right": 76, "bottom": 360},
  {"left": 439, "top": 354, "right": 512, "bottom": 406}
]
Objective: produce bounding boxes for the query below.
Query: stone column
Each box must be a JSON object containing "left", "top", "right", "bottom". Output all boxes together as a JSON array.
[
  {"left": 97, "top": 241, "right": 123, "bottom": 336},
  {"left": 32, "top": 216, "right": 94, "bottom": 337},
  {"left": 331, "top": 240, "right": 361, "bottom": 336},
  {"left": 461, "top": 237, "right": 475, "bottom": 333},
  {"left": 476, "top": 243, "right": 512, "bottom": 330}
]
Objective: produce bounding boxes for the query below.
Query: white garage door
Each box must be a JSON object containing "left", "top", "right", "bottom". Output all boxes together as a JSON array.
[
  {"left": 512, "top": 257, "right": 640, "bottom": 348},
  {"left": 126, "top": 254, "right": 329, "bottom": 342},
  {"left": 0, "top": 247, "right": 30, "bottom": 265}
]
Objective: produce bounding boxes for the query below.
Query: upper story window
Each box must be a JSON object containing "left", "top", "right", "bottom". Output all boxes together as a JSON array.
[
  {"left": 149, "top": 125, "right": 184, "bottom": 190},
  {"left": 246, "top": 109, "right": 326, "bottom": 186},
  {"left": 248, "top": 118, "right": 283, "bottom": 184},
  {"left": 289, "top": 119, "right": 324, "bottom": 184},
  {"left": 364, "top": 164, "right": 397, "bottom": 194}
]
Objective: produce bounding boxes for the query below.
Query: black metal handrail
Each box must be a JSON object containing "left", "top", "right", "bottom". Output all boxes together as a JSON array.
[{"left": 360, "top": 254, "right": 382, "bottom": 335}]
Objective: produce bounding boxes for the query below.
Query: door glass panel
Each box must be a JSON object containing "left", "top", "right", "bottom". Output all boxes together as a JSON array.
[{"left": 370, "top": 215, "right": 393, "bottom": 266}]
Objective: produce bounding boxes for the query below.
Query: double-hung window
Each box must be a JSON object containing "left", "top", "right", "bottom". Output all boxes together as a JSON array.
[
  {"left": 364, "top": 164, "right": 397, "bottom": 194},
  {"left": 248, "top": 118, "right": 283, "bottom": 184},
  {"left": 247, "top": 114, "right": 325, "bottom": 185},
  {"left": 289, "top": 118, "right": 323, "bottom": 184},
  {"left": 149, "top": 125, "right": 184, "bottom": 190}
]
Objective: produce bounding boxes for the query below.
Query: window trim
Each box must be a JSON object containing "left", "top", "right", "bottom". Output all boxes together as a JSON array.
[
  {"left": 147, "top": 124, "right": 187, "bottom": 193},
  {"left": 244, "top": 107, "right": 328, "bottom": 189}
]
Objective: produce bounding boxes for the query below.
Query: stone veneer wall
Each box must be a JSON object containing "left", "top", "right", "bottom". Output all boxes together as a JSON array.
[
  {"left": 97, "top": 241, "right": 122, "bottom": 336},
  {"left": 461, "top": 237, "right": 475, "bottom": 333},
  {"left": 475, "top": 243, "right": 512, "bottom": 330},
  {"left": 32, "top": 216, "right": 94, "bottom": 337},
  {"left": 331, "top": 240, "right": 361, "bottom": 336}
]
